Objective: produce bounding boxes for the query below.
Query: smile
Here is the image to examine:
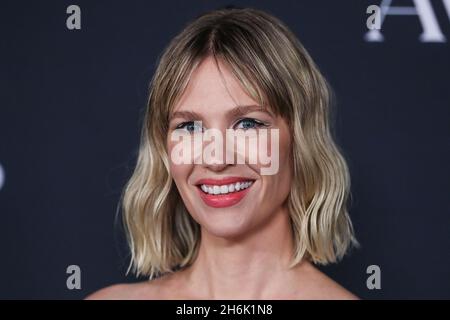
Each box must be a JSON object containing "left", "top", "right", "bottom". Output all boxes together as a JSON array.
[
  {"left": 200, "top": 181, "right": 253, "bottom": 195},
  {"left": 195, "top": 177, "right": 255, "bottom": 208}
]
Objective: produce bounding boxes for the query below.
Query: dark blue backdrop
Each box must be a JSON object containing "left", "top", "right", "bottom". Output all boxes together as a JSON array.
[{"left": 1, "top": 0, "right": 449, "bottom": 299}]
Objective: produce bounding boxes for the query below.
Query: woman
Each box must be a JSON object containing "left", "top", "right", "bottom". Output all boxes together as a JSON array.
[{"left": 88, "top": 7, "right": 358, "bottom": 300}]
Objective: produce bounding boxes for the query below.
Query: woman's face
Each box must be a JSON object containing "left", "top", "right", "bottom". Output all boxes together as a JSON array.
[{"left": 167, "top": 57, "right": 292, "bottom": 239}]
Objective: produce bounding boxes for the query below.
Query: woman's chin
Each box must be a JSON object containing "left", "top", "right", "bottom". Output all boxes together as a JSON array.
[{"left": 199, "top": 217, "right": 252, "bottom": 240}]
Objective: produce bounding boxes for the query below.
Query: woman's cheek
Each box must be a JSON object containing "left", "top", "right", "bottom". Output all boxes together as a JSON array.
[{"left": 167, "top": 142, "right": 187, "bottom": 183}]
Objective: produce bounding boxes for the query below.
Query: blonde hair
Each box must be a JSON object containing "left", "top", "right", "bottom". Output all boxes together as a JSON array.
[{"left": 122, "top": 7, "right": 358, "bottom": 278}]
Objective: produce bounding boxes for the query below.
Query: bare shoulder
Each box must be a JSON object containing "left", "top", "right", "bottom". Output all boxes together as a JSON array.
[
  {"left": 297, "top": 262, "right": 360, "bottom": 300},
  {"left": 86, "top": 270, "right": 191, "bottom": 300},
  {"left": 85, "top": 278, "right": 167, "bottom": 300}
]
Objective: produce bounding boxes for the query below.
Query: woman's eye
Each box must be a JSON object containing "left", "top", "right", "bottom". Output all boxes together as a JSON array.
[
  {"left": 234, "top": 118, "right": 267, "bottom": 130},
  {"left": 175, "top": 121, "right": 203, "bottom": 133}
]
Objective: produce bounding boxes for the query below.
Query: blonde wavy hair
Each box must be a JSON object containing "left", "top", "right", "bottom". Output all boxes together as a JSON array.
[{"left": 122, "top": 7, "right": 358, "bottom": 279}]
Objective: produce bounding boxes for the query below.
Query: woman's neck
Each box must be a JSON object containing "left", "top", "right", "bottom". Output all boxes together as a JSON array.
[{"left": 181, "top": 206, "right": 306, "bottom": 299}]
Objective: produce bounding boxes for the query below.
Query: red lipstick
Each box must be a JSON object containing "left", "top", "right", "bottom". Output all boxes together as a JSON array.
[{"left": 195, "top": 177, "right": 255, "bottom": 208}]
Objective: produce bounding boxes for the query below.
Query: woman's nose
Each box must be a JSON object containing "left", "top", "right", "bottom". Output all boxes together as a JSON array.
[
  {"left": 204, "top": 162, "right": 229, "bottom": 172},
  {"left": 199, "top": 129, "right": 236, "bottom": 172}
]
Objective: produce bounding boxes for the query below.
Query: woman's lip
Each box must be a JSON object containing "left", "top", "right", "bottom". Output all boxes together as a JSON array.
[
  {"left": 196, "top": 182, "right": 254, "bottom": 208},
  {"left": 195, "top": 176, "right": 255, "bottom": 186}
]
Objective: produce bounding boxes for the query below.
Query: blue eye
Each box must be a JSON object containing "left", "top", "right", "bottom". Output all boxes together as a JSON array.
[
  {"left": 234, "top": 118, "right": 267, "bottom": 130},
  {"left": 175, "top": 121, "right": 203, "bottom": 133}
]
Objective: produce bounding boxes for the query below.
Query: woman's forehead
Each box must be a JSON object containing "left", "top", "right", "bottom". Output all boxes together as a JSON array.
[
  {"left": 168, "top": 57, "right": 277, "bottom": 119},
  {"left": 174, "top": 59, "right": 256, "bottom": 107}
]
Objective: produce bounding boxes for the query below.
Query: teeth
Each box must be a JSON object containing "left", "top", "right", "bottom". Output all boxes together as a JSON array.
[
  {"left": 220, "top": 185, "right": 228, "bottom": 194},
  {"left": 200, "top": 181, "right": 253, "bottom": 195}
]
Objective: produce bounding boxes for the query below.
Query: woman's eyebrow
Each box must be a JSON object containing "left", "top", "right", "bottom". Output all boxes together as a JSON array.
[
  {"left": 169, "top": 104, "right": 273, "bottom": 121},
  {"left": 169, "top": 110, "right": 203, "bottom": 121},
  {"left": 228, "top": 104, "right": 274, "bottom": 118}
]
